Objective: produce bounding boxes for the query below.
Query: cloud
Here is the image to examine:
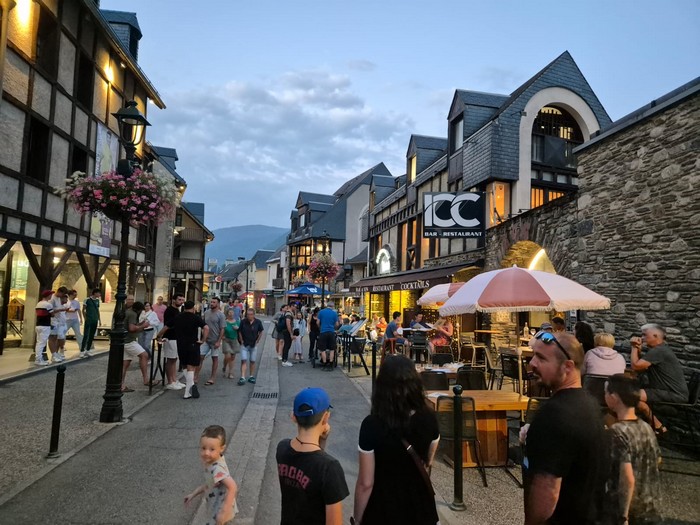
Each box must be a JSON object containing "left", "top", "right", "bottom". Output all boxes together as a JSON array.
[
  {"left": 147, "top": 70, "right": 413, "bottom": 229},
  {"left": 347, "top": 59, "right": 377, "bottom": 72}
]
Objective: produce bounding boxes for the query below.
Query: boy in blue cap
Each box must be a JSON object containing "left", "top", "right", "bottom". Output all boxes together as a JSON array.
[{"left": 276, "top": 387, "right": 349, "bottom": 525}]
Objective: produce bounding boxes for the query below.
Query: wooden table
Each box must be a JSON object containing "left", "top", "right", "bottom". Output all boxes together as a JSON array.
[{"left": 426, "top": 390, "right": 530, "bottom": 467}]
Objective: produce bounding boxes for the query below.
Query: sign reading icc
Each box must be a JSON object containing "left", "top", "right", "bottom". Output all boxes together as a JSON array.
[{"left": 423, "top": 192, "right": 485, "bottom": 238}]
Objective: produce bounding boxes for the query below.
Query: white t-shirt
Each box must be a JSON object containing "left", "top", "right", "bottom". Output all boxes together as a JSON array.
[
  {"left": 51, "top": 296, "right": 67, "bottom": 325},
  {"left": 65, "top": 299, "right": 81, "bottom": 320}
]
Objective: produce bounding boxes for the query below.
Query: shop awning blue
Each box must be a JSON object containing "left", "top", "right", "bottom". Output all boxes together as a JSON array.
[{"left": 286, "top": 283, "right": 332, "bottom": 295}]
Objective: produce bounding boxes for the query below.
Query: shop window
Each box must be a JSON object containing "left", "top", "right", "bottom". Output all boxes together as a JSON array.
[
  {"left": 35, "top": 7, "right": 59, "bottom": 79},
  {"left": 26, "top": 118, "right": 51, "bottom": 182},
  {"left": 70, "top": 145, "right": 89, "bottom": 174},
  {"left": 531, "top": 188, "right": 544, "bottom": 209},
  {"left": 75, "top": 51, "right": 94, "bottom": 109}
]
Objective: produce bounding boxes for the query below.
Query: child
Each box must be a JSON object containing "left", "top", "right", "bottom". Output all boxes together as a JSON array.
[
  {"left": 185, "top": 425, "right": 239, "bottom": 525},
  {"left": 291, "top": 328, "right": 303, "bottom": 363},
  {"left": 276, "top": 388, "right": 349, "bottom": 525}
]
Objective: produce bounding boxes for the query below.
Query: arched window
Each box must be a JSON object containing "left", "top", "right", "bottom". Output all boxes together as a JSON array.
[{"left": 530, "top": 106, "right": 583, "bottom": 209}]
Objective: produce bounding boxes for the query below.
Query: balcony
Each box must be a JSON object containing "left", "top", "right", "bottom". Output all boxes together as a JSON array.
[
  {"left": 272, "top": 278, "right": 285, "bottom": 289},
  {"left": 171, "top": 258, "right": 203, "bottom": 272},
  {"left": 176, "top": 227, "right": 208, "bottom": 242}
]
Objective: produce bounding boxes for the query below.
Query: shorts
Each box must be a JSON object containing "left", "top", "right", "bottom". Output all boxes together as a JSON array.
[
  {"left": 222, "top": 338, "right": 240, "bottom": 355},
  {"left": 163, "top": 339, "right": 178, "bottom": 359},
  {"left": 200, "top": 341, "right": 221, "bottom": 358},
  {"left": 241, "top": 345, "right": 257, "bottom": 362},
  {"left": 178, "top": 342, "right": 201, "bottom": 368},
  {"left": 124, "top": 341, "right": 146, "bottom": 360},
  {"left": 644, "top": 388, "right": 687, "bottom": 404},
  {"left": 51, "top": 323, "right": 67, "bottom": 338},
  {"left": 317, "top": 331, "right": 337, "bottom": 352},
  {"left": 274, "top": 329, "right": 284, "bottom": 341}
]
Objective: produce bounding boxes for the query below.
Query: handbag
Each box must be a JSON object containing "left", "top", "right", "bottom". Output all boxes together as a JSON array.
[{"left": 400, "top": 437, "right": 434, "bottom": 496}]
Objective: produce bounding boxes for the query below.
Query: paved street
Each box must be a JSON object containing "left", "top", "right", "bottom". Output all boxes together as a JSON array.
[{"left": 0, "top": 318, "right": 698, "bottom": 524}]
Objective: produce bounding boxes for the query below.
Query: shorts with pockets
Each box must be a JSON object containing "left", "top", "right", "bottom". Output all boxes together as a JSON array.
[
  {"left": 124, "top": 341, "right": 146, "bottom": 360},
  {"left": 317, "top": 331, "right": 337, "bottom": 352},
  {"left": 222, "top": 338, "right": 240, "bottom": 355},
  {"left": 200, "top": 341, "right": 220, "bottom": 358},
  {"left": 241, "top": 345, "right": 257, "bottom": 362}
]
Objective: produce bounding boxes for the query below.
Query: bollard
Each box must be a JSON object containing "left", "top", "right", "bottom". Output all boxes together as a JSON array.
[
  {"left": 371, "top": 341, "right": 377, "bottom": 395},
  {"left": 148, "top": 338, "right": 156, "bottom": 395},
  {"left": 449, "top": 384, "right": 467, "bottom": 511},
  {"left": 47, "top": 364, "right": 67, "bottom": 458}
]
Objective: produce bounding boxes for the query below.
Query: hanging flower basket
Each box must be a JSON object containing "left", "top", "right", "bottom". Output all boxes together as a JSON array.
[
  {"left": 290, "top": 276, "right": 306, "bottom": 288},
  {"left": 306, "top": 253, "right": 339, "bottom": 282},
  {"left": 229, "top": 281, "right": 243, "bottom": 293},
  {"left": 59, "top": 168, "right": 180, "bottom": 226}
]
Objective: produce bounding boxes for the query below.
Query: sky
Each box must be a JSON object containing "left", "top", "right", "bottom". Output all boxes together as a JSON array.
[{"left": 101, "top": 0, "right": 700, "bottom": 231}]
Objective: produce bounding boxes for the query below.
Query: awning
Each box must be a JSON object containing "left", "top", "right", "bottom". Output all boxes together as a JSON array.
[{"left": 349, "top": 262, "right": 482, "bottom": 293}]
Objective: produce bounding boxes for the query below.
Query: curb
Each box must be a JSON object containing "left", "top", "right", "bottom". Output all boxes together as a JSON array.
[{"left": 0, "top": 350, "right": 110, "bottom": 385}]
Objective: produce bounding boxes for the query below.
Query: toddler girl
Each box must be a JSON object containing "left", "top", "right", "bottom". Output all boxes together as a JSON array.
[
  {"left": 291, "top": 328, "right": 303, "bottom": 363},
  {"left": 185, "top": 425, "right": 239, "bottom": 525}
]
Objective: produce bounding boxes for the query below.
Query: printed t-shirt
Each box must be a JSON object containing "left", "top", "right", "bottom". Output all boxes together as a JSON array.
[
  {"left": 276, "top": 439, "right": 349, "bottom": 525},
  {"left": 36, "top": 300, "right": 54, "bottom": 327},
  {"left": 204, "top": 457, "right": 238, "bottom": 525}
]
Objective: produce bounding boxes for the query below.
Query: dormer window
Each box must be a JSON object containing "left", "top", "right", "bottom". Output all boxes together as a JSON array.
[
  {"left": 299, "top": 214, "right": 306, "bottom": 228},
  {"left": 407, "top": 155, "right": 417, "bottom": 184},
  {"left": 450, "top": 117, "right": 463, "bottom": 155}
]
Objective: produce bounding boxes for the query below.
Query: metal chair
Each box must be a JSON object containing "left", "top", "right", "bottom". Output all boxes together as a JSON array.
[
  {"left": 420, "top": 370, "right": 449, "bottom": 390},
  {"left": 435, "top": 395, "right": 488, "bottom": 487},
  {"left": 456, "top": 367, "right": 487, "bottom": 390},
  {"left": 582, "top": 374, "right": 610, "bottom": 409},
  {"left": 498, "top": 353, "right": 530, "bottom": 393},
  {"left": 484, "top": 346, "right": 502, "bottom": 389}
]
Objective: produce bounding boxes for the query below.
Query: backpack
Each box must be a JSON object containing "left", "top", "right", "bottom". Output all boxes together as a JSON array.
[{"left": 277, "top": 313, "right": 288, "bottom": 333}]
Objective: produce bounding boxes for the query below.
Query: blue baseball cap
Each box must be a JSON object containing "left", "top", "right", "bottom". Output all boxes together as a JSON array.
[{"left": 293, "top": 387, "right": 332, "bottom": 417}]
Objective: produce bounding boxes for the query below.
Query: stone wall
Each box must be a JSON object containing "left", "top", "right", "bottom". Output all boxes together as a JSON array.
[{"left": 575, "top": 94, "right": 700, "bottom": 369}]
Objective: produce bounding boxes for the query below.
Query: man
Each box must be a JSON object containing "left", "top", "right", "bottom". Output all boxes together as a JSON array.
[
  {"left": 280, "top": 304, "right": 296, "bottom": 367},
  {"left": 409, "top": 313, "right": 428, "bottom": 329},
  {"left": 48, "top": 286, "right": 70, "bottom": 362},
  {"left": 122, "top": 295, "right": 155, "bottom": 392},
  {"left": 34, "top": 290, "right": 55, "bottom": 366},
  {"left": 603, "top": 374, "right": 662, "bottom": 525},
  {"left": 196, "top": 296, "right": 226, "bottom": 385},
  {"left": 276, "top": 387, "right": 349, "bottom": 525},
  {"left": 522, "top": 331, "right": 607, "bottom": 525},
  {"left": 158, "top": 300, "right": 208, "bottom": 399},
  {"left": 160, "top": 293, "right": 185, "bottom": 390},
  {"left": 630, "top": 323, "right": 688, "bottom": 433},
  {"left": 65, "top": 290, "right": 83, "bottom": 352},
  {"left": 80, "top": 288, "right": 101, "bottom": 358},
  {"left": 237, "top": 308, "right": 265, "bottom": 385},
  {"left": 272, "top": 305, "right": 286, "bottom": 361},
  {"left": 539, "top": 322, "right": 553, "bottom": 333},
  {"left": 152, "top": 295, "right": 167, "bottom": 327},
  {"left": 385, "top": 311, "right": 411, "bottom": 353},
  {"left": 317, "top": 305, "right": 338, "bottom": 371},
  {"left": 551, "top": 316, "right": 566, "bottom": 333}
]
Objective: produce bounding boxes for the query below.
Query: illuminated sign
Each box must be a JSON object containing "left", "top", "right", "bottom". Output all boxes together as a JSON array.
[{"left": 423, "top": 192, "right": 485, "bottom": 238}]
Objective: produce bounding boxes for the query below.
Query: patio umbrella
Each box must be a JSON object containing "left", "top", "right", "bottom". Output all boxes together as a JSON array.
[
  {"left": 285, "top": 283, "right": 331, "bottom": 295},
  {"left": 417, "top": 282, "right": 465, "bottom": 307},
  {"left": 439, "top": 266, "right": 611, "bottom": 316}
]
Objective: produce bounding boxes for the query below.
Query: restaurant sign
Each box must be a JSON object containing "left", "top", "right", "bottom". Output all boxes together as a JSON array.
[
  {"left": 423, "top": 192, "right": 485, "bottom": 238},
  {"left": 355, "top": 279, "right": 431, "bottom": 294}
]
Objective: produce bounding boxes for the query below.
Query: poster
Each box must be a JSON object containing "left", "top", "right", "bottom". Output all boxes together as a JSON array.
[
  {"left": 89, "top": 214, "right": 113, "bottom": 257},
  {"left": 94, "top": 123, "right": 119, "bottom": 177}
]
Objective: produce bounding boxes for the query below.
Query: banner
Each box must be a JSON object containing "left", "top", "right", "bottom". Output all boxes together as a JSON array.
[
  {"left": 89, "top": 214, "right": 113, "bottom": 257},
  {"left": 423, "top": 192, "right": 485, "bottom": 238},
  {"left": 89, "top": 124, "right": 119, "bottom": 257}
]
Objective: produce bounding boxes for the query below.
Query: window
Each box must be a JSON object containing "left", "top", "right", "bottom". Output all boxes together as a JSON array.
[
  {"left": 36, "top": 7, "right": 59, "bottom": 79},
  {"left": 531, "top": 188, "right": 544, "bottom": 209},
  {"left": 75, "top": 51, "right": 94, "bottom": 109},
  {"left": 407, "top": 155, "right": 417, "bottom": 184},
  {"left": 531, "top": 135, "right": 544, "bottom": 162},
  {"left": 299, "top": 214, "right": 305, "bottom": 228},
  {"left": 175, "top": 213, "right": 183, "bottom": 227},
  {"left": 71, "top": 145, "right": 89, "bottom": 174},
  {"left": 450, "top": 117, "right": 463, "bottom": 154},
  {"left": 26, "top": 118, "right": 51, "bottom": 182}
]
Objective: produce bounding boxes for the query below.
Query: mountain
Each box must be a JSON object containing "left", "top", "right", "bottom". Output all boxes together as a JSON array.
[{"left": 205, "top": 225, "right": 288, "bottom": 266}]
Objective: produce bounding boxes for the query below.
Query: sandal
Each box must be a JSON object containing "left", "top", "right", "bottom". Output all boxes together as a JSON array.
[
  {"left": 145, "top": 379, "right": 161, "bottom": 386},
  {"left": 227, "top": 374, "right": 234, "bottom": 379},
  {"left": 205, "top": 380, "right": 215, "bottom": 386},
  {"left": 121, "top": 386, "right": 135, "bottom": 393},
  {"left": 654, "top": 425, "right": 668, "bottom": 436}
]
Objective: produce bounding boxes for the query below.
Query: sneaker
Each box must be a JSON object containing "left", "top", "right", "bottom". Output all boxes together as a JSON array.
[
  {"left": 34, "top": 359, "right": 49, "bottom": 367},
  {"left": 79, "top": 351, "right": 89, "bottom": 359},
  {"left": 277, "top": 355, "right": 283, "bottom": 361},
  {"left": 282, "top": 361, "right": 293, "bottom": 367},
  {"left": 174, "top": 382, "right": 186, "bottom": 390},
  {"left": 191, "top": 384, "right": 200, "bottom": 398},
  {"left": 86, "top": 349, "right": 95, "bottom": 357},
  {"left": 237, "top": 378, "right": 246, "bottom": 386},
  {"left": 248, "top": 376, "right": 256, "bottom": 384},
  {"left": 165, "top": 383, "right": 180, "bottom": 390},
  {"left": 183, "top": 391, "right": 192, "bottom": 399},
  {"left": 51, "top": 355, "right": 62, "bottom": 364}
]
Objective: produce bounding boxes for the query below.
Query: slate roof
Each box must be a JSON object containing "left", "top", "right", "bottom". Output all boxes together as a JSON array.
[
  {"left": 345, "top": 247, "right": 368, "bottom": 265},
  {"left": 180, "top": 202, "right": 214, "bottom": 239},
  {"left": 370, "top": 175, "right": 396, "bottom": 189},
  {"left": 411, "top": 135, "right": 448, "bottom": 152},
  {"left": 456, "top": 90, "right": 509, "bottom": 109},
  {"left": 100, "top": 10, "right": 142, "bottom": 37},
  {"left": 333, "top": 163, "right": 392, "bottom": 197},
  {"left": 218, "top": 261, "right": 248, "bottom": 280},
  {"left": 252, "top": 250, "right": 274, "bottom": 269},
  {"left": 148, "top": 144, "right": 186, "bottom": 187},
  {"left": 266, "top": 244, "right": 285, "bottom": 263},
  {"left": 297, "top": 192, "right": 336, "bottom": 207}
]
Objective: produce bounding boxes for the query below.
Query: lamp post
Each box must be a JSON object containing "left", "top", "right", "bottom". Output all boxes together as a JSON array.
[
  {"left": 99, "top": 101, "right": 150, "bottom": 423},
  {"left": 320, "top": 230, "right": 330, "bottom": 308}
]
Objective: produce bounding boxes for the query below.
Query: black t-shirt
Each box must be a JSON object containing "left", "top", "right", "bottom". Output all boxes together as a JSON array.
[
  {"left": 524, "top": 388, "right": 609, "bottom": 525},
  {"left": 276, "top": 439, "right": 348, "bottom": 525},
  {"left": 238, "top": 318, "right": 264, "bottom": 347},
  {"left": 358, "top": 410, "right": 440, "bottom": 525},
  {"left": 163, "top": 305, "right": 180, "bottom": 339},
  {"left": 166, "top": 311, "right": 205, "bottom": 351}
]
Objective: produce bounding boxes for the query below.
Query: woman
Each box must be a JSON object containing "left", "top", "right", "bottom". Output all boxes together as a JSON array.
[
  {"left": 139, "top": 301, "right": 160, "bottom": 357},
  {"left": 353, "top": 355, "right": 440, "bottom": 525},
  {"left": 428, "top": 317, "right": 453, "bottom": 354},
  {"left": 222, "top": 309, "right": 240, "bottom": 380},
  {"left": 307, "top": 307, "right": 320, "bottom": 363},
  {"left": 581, "top": 332, "right": 626, "bottom": 376},
  {"left": 574, "top": 321, "right": 595, "bottom": 352}
]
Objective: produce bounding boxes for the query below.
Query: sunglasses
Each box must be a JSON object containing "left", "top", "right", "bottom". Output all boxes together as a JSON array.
[{"left": 534, "top": 330, "right": 572, "bottom": 361}]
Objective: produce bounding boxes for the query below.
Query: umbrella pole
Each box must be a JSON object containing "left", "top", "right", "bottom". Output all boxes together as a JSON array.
[
  {"left": 455, "top": 316, "right": 460, "bottom": 363},
  {"left": 517, "top": 334, "right": 525, "bottom": 422}
]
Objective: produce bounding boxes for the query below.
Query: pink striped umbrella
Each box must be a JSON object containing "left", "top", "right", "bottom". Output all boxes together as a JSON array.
[
  {"left": 417, "top": 282, "right": 465, "bottom": 307},
  {"left": 439, "top": 266, "right": 610, "bottom": 316}
]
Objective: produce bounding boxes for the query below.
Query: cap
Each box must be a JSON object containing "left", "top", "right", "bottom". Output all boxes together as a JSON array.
[
  {"left": 540, "top": 322, "right": 553, "bottom": 330},
  {"left": 293, "top": 387, "right": 332, "bottom": 417},
  {"left": 41, "top": 290, "right": 54, "bottom": 298}
]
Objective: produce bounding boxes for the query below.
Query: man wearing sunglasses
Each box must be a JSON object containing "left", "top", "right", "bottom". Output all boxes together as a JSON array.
[{"left": 523, "top": 331, "right": 608, "bottom": 525}]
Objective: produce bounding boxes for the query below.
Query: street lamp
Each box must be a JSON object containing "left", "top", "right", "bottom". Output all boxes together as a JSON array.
[
  {"left": 99, "top": 101, "right": 150, "bottom": 423},
  {"left": 320, "top": 230, "right": 330, "bottom": 308}
]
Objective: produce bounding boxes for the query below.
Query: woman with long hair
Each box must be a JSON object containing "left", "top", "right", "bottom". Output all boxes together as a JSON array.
[
  {"left": 574, "top": 321, "right": 595, "bottom": 353},
  {"left": 353, "top": 355, "right": 440, "bottom": 525}
]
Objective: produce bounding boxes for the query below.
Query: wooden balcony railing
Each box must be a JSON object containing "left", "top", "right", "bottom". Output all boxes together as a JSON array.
[{"left": 171, "top": 258, "right": 203, "bottom": 272}]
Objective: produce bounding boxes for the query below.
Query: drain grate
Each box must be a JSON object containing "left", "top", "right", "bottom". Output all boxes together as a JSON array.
[{"left": 252, "top": 392, "right": 278, "bottom": 399}]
